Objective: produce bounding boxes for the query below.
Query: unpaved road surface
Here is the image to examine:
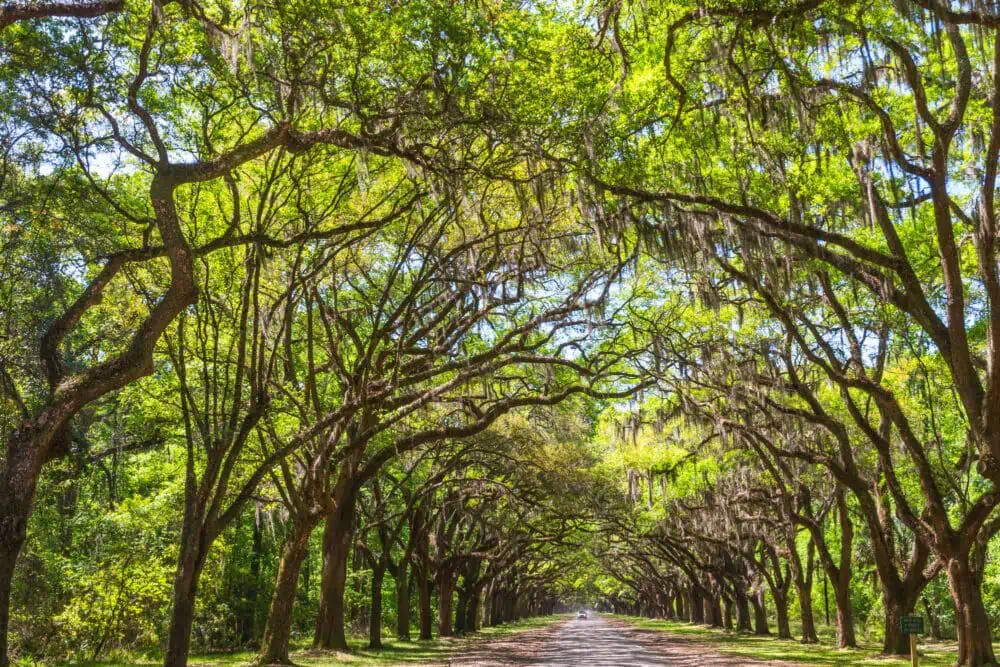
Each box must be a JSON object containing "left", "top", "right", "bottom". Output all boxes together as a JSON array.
[{"left": 447, "top": 614, "right": 803, "bottom": 666}]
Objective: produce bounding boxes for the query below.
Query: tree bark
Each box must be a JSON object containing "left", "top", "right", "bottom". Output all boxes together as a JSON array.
[
  {"left": 487, "top": 585, "right": 499, "bottom": 626},
  {"left": 665, "top": 591, "right": 677, "bottom": 621},
  {"left": 240, "top": 514, "right": 264, "bottom": 645},
  {"left": 395, "top": 564, "right": 411, "bottom": 641},
  {"left": 734, "top": 587, "right": 752, "bottom": 632},
  {"left": 0, "top": 428, "right": 58, "bottom": 667},
  {"left": 708, "top": 592, "right": 723, "bottom": 627},
  {"left": 773, "top": 591, "right": 791, "bottom": 640},
  {"left": 314, "top": 505, "right": 354, "bottom": 649},
  {"left": 437, "top": 567, "right": 455, "bottom": 637},
  {"left": 881, "top": 588, "right": 917, "bottom": 655},
  {"left": 688, "top": 584, "right": 705, "bottom": 623},
  {"left": 368, "top": 564, "right": 385, "bottom": 649},
  {"left": 164, "top": 522, "right": 210, "bottom": 667},
  {"left": 831, "top": 577, "right": 856, "bottom": 648},
  {"left": 0, "top": 162, "right": 202, "bottom": 667},
  {"left": 789, "top": 542, "right": 818, "bottom": 643},
  {"left": 0, "top": 539, "right": 17, "bottom": 667},
  {"left": 947, "top": 556, "right": 996, "bottom": 666},
  {"left": 796, "top": 583, "right": 817, "bottom": 642},
  {"left": 454, "top": 587, "right": 469, "bottom": 634},
  {"left": 465, "top": 587, "right": 480, "bottom": 632},
  {"left": 750, "top": 591, "right": 769, "bottom": 635},
  {"left": 417, "top": 569, "right": 433, "bottom": 640},
  {"left": 504, "top": 589, "right": 517, "bottom": 622},
  {"left": 258, "top": 525, "right": 312, "bottom": 665},
  {"left": 805, "top": 488, "right": 856, "bottom": 648}
]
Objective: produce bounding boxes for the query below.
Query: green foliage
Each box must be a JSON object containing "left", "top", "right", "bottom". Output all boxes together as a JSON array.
[{"left": 5, "top": 0, "right": 1000, "bottom": 665}]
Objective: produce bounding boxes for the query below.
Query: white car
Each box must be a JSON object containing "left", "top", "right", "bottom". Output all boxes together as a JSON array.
[{"left": 577, "top": 610, "right": 588, "bottom": 619}]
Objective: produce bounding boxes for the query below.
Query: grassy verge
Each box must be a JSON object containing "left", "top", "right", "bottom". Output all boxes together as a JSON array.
[
  {"left": 609, "top": 615, "right": 967, "bottom": 666},
  {"left": 63, "top": 615, "right": 564, "bottom": 667}
]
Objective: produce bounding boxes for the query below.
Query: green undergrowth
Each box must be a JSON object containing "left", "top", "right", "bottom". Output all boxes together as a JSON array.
[
  {"left": 610, "top": 615, "right": 966, "bottom": 666},
  {"left": 54, "top": 615, "right": 563, "bottom": 667}
]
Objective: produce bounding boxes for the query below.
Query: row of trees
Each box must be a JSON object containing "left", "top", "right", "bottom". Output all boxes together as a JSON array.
[
  {"left": 0, "top": 1, "right": 633, "bottom": 664},
  {"left": 584, "top": 0, "right": 1000, "bottom": 665},
  {"left": 9, "top": 0, "right": 1000, "bottom": 665}
]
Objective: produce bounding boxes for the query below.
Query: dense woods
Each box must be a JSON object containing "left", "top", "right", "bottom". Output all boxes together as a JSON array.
[{"left": 5, "top": 0, "right": 1000, "bottom": 666}]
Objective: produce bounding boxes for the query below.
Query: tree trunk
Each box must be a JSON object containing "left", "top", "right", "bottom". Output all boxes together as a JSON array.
[
  {"left": 164, "top": 525, "right": 210, "bottom": 667},
  {"left": 368, "top": 564, "right": 385, "bottom": 649},
  {"left": 796, "top": 585, "right": 817, "bottom": 643},
  {"left": 466, "top": 587, "right": 480, "bottom": 632},
  {"left": 750, "top": 591, "right": 769, "bottom": 635},
  {"left": 504, "top": 589, "right": 516, "bottom": 622},
  {"left": 480, "top": 584, "right": 492, "bottom": 628},
  {"left": 487, "top": 586, "right": 498, "bottom": 626},
  {"left": 163, "top": 498, "right": 212, "bottom": 667},
  {"left": 863, "top": 486, "right": 931, "bottom": 656},
  {"left": 947, "top": 556, "right": 996, "bottom": 666},
  {"left": 437, "top": 568, "right": 455, "bottom": 637},
  {"left": 785, "top": 528, "right": 818, "bottom": 643},
  {"left": 314, "top": 509, "right": 353, "bottom": 649},
  {"left": 240, "top": 514, "right": 264, "bottom": 645},
  {"left": 832, "top": 490, "right": 857, "bottom": 648},
  {"left": 351, "top": 542, "right": 366, "bottom": 628},
  {"left": 664, "top": 592, "right": 677, "bottom": 621},
  {"left": 688, "top": 585, "right": 705, "bottom": 623},
  {"left": 0, "top": 539, "right": 17, "bottom": 667},
  {"left": 709, "top": 594, "right": 723, "bottom": 627},
  {"left": 722, "top": 596, "right": 733, "bottom": 630},
  {"left": 0, "top": 434, "right": 49, "bottom": 667},
  {"left": 791, "top": 567, "right": 818, "bottom": 643},
  {"left": 396, "top": 564, "right": 410, "bottom": 641},
  {"left": 495, "top": 586, "right": 507, "bottom": 625},
  {"left": 881, "top": 590, "right": 914, "bottom": 655},
  {"left": 258, "top": 525, "right": 312, "bottom": 665},
  {"left": 773, "top": 592, "right": 791, "bottom": 640},
  {"left": 454, "top": 587, "right": 469, "bottom": 634},
  {"left": 735, "top": 587, "right": 752, "bottom": 632},
  {"left": 417, "top": 569, "right": 433, "bottom": 640},
  {"left": 832, "top": 578, "right": 856, "bottom": 648}
]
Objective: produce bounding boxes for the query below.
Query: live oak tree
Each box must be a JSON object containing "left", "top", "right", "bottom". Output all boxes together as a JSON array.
[
  {"left": 566, "top": 0, "right": 1000, "bottom": 662},
  {"left": 12, "top": 0, "right": 1000, "bottom": 664},
  {"left": 0, "top": 1, "right": 543, "bottom": 662},
  {"left": 12, "top": 5, "right": 492, "bottom": 667},
  {"left": 249, "top": 187, "right": 645, "bottom": 662},
  {"left": 602, "top": 270, "right": 953, "bottom": 653}
]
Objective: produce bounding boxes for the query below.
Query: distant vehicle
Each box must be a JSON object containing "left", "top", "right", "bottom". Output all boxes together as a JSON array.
[{"left": 577, "top": 610, "right": 588, "bottom": 619}]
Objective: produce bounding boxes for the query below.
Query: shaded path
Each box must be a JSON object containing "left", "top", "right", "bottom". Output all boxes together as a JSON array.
[{"left": 448, "top": 614, "right": 804, "bottom": 666}]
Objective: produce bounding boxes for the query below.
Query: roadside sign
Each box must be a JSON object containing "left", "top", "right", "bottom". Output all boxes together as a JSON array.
[{"left": 901, "top": 616, "right": 924, "bottom": 635}]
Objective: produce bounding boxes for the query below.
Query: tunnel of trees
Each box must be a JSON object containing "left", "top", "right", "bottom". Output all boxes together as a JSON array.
[{"left": 4, "top": 0, "right": 1000, "bottom": 666}]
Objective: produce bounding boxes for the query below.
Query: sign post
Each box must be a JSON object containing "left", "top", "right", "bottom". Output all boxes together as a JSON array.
[{"left": 901, "top": 616, "right": 924, "bottom": 667}]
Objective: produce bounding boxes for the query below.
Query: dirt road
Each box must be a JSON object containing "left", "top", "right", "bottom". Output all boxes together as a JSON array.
[{"left": 447, "top": 614, "right": 803, "bottom": 666}]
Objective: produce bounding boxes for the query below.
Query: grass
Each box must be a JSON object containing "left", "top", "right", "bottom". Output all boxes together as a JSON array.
[
  {"left": 609, "top": 614, "right": 966, "bottom": 666},
  {"left": 57, "top": 615, "right": 563, "bottom": 667}
]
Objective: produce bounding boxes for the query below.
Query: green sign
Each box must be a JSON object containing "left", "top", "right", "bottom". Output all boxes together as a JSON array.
[{"left": 900, "top": 615, "right": 924, "bottom": 635}]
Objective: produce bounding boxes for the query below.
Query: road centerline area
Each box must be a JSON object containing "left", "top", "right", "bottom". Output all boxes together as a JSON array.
[{"left": 447, "top": 614, "right": 802, "bottom": 666}]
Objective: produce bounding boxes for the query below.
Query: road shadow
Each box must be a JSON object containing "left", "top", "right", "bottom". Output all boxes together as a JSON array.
[{"left": 448, "top": 615, "right": 805, "bottom": 666}]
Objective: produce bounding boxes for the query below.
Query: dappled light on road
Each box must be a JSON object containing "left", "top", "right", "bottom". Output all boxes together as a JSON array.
[{"left": 448, "top": 614, "right": 802, "bottom": 666}]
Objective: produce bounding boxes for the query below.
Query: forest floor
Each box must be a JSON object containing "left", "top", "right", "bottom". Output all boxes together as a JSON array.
[
  {"left": 448, "top": 612, "right": 802, "bottom": 665},
  {"left": 76, "top": 615, "right": 561, "bottom": 666},
  {"left": 609, "top": 614, "right": 965, "bottom": 666},
  {"left": 69, "top": 613, "right": 976, "bottom": 666}
]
